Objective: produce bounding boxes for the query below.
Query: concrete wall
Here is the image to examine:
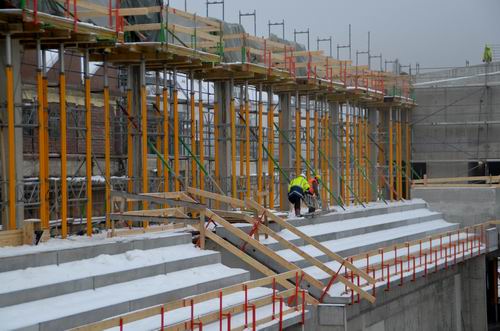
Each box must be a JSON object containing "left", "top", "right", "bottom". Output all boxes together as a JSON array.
[
  {"left": 412, "top": 62, "right": 500, "bottom": 177},
  {"left": 289, "top": 255, "right": 489, "bottom": 331},
  {"left": 412, "top": 187, "right": 500, "bottom": 226}
]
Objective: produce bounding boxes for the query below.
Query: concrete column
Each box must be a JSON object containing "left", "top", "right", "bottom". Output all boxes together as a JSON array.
[
  {"left": 368, "top": 108, "right": 379, "bottom": 201},
  {"left": 330, "top": 102, "right": 341, "bottom": 202},
  {"left": 460, "top": 256, "right": 488, "bottom": 331},
  {"left": 214, "top": 81, "right": 232, "bottom": 195},
  {"left": 278, "top": 93, "right": 292, "bottom": 211},
  {"left": 0, "top": 38, "right": 24, "bottom": 228}
]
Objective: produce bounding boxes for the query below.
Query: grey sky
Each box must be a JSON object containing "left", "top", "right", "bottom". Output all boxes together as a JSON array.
[{"left": 171, "top": 0, "right": 500, "bottom": 69}]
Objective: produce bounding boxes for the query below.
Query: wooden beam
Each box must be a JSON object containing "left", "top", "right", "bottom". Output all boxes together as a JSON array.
[{"left": 244, "top": 198, "right": 376, "bottom": 284}]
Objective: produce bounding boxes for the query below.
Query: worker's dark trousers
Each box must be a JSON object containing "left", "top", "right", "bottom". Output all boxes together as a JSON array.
[{"left": 288, "top": 186, "right": 304, "bottom": 216}]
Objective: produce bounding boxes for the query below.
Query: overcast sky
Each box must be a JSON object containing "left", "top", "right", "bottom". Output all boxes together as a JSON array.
[{"left": 170, "top": 0, "right": 500, "bottom": 70}]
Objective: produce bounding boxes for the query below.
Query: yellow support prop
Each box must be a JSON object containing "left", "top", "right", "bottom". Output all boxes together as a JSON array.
[
  {"left": 295, "top": 100, "right": 301, "bottom": 176},
  {"left": 230, "top": 97, "right": 237, "bottom": 198},
  {"left": 174, "top": 89, "right": 180, "bottom": 191},
  {"left": 314, "top": 104, "right": 319, "bottom": 171},
  {"left": 345, "top": 108, "right": 351, "bottom": 206},
  {"left": 85, "top": 75, "right": 93, "bottom": 236},
  {"left": 141, "top": 82, "right": 149, "bottom": 227},
  {"left": 353, "top": 110, "right": 358, "bottom": 203},
  {"left": 389, "top": 108, "right": 394, "bottom": 201},
  {"left": 37, "top": 68, "right": 49, "bottom": 230},
  {"left": 59, "top": 70, "right": 67, "bottom": 237},
  {"left": 257, "top": 99, "right": 263, "bottom": 204},
  {"left": 406, "top": 111, "right": 411, "bottom": 199},
  {"left": 245, "top": 98, "right": 250, "bottom": 198},
  {"left": 162, "top": 87, "right": 169, "bottom": 193},
  {"left": 199, "top": 91, "right": 205, "bottom": 201},
  {"left": 6, "top": 65, "right": 16, "bottom": 230},
  {"left": 339, "top": 109, "right": 345, "bottom": 203},
  {"left": 156, "top": 93, "right": 162, "bottom": 179},
  {"left": 268, "top": 99, "right": 274, "bottom": 209},
  {"left": 190, "top": 91, "right": 197, "bottom": 189},
  {"left": 239, "top": 95, "right": 244, "bottom": 199},
  {"left": 305, "top": 108, "right": 311, "bottom": 179}
]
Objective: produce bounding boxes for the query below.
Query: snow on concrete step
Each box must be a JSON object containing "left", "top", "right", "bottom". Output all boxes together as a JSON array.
[
  {"left": 273, "top": 220, "right": 458, "bottom": 268},
  {"left": 0, "top": 231, "right": 191, "bottom": 272},
  {"left": 261, "top": 209, "right": 442, "bottom": 250},
  {"left": 286, "top": 199, "right": 428, "bottom": 227},
  {"left": 104, "top": 287, "right": 274, "bottom": 330},
  {"left": 0, "top": 244, "right": 220, "bottom": 307},
  {"left": 0, "top": 264, "right": 249, "bottom": 331}
]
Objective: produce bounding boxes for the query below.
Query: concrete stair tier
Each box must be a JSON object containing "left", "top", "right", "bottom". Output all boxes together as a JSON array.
[
  {"left": 0, "top": 231, "right": 250, "bottom": 331},
  {"left": 215, "top": 199, "right": 460, "bottom": 301}
]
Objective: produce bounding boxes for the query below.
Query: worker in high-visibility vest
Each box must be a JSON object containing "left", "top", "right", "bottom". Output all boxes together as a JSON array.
[
  {"left": 288, "top": 173, "right": 313, "bottom": 217},
  {"left": 483, "top": 44, "right": 493, "bottom": 63},
  {"left": 308, "top": 174, "right": 321, "bottom": 213}
]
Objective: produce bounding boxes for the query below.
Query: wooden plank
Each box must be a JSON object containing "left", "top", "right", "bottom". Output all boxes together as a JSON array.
[
  {"left": 244, "top": 217, "right": 376, "bottom": 303},
  {"left": 187, "top": 187, "right": 246, "bottom": 208},
  {"left": 0, "top": 230, "right": 22, "bottom": 247},
  {"left": 412, "top": 175, "right": 500, "bottom": 185},
  {"left": 111, "top": 191, "right": 205, "bottom": 211},
  {"left": 244, "top": 198, "right": 376, "bottom": 285},
  {"left": 121, "top": 208, "right": 185, "bottom": 217},
  {"left": 123, "top": 23, "right": 220, "bottom": 43},
  {"left": 204, "top": 209, "right": 326, "bottom": 291}
]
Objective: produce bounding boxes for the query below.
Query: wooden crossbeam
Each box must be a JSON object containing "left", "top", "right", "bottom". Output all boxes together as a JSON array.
[{"left": 244, "top": 198, "right": 376, "bottom": 285}]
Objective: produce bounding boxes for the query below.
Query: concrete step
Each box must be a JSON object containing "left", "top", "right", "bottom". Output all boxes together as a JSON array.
[
  {"left": 286, "top": 199, "right": 428, "bottom": 227},
  {"left": 0, "top": 244, "right": 221, "bottom": 308},
  {"left": 0, "top": 264, "right": 250, "bottom": 331},
  {"left": 272, "top": 220, "right": 459, "bottom": 270},
  {"left": 101, "top": 287, "right": 309, "bottom": 331},
  {"left": 261, "top": 209, "right": 442, "bottom": 250},
  {"left": 0, "top": 231, "right": 192, "bottom": 273}
]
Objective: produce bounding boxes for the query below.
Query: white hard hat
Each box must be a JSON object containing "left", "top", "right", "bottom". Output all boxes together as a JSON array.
[{"left": 300, "top": 173, "right": 306, "bottom": 178}]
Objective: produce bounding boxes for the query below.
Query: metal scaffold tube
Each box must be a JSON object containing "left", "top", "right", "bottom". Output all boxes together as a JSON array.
[
  {"left": 155, "top": 72, "right": 162, "bottom": 180},
  {"left": 245, "top": 82, "right": 250, "bottom": 198},
  {"left": 345, "top": 103, "right": 351, "bottom": 206},
  {"left": 305, "top": 95, "right": 311, "bottom": 179},
  {"left": 295, "top": 91, "right": 301, "bottom": 176},
  {"left": 84, "top": 50, "right": 93, "bottom": 236},
  {"left": 230, "top": 79, "right": 237, "bottom": 198},
  {"left": 5, "top": 34, "right": 16, "bottom": 230},
  {"left": 126, "top": 66, "right": 134, "bottom": 214},
  {"left": 389, "top": 107, "right": 394, "bottom": 201},
  {"left": 190, "top": 73, "right": 197, "bottom": 189},
  {"left": 37, "top": 39, "right": 49, "bottom": 230},
  {"left": 59, "top": 44, "right": 68, "bottom": 237}
]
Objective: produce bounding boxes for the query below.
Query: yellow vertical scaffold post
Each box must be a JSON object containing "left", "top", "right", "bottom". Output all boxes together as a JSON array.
[
  {"left": 267, "top": 87, "right": 274, "bottom": 209},
  {"left": 353, "top": 106, "right": 358, "bottom": 204},
  {"left": 84, "top": 50, "right": 93, "bottom": 236},
  {"left": 190, "top": 75, "right": 197, "bottom": 190},
  {"left": 173, "top": 70, "right": 180, "bottom": 191},
  {"left": 305, "top": 96, "right": 311, "bottom": 179},
  {"left": 314, "top": 96, "right": 319, "bottom": 173},
  {"left": 295, "top": 91, "right": 301, "bottom": 177},
  {"left": 398, "top": 108, "right": 403, "bottom": 200},
  {"left": 155, "top": 73, "right": 162, "bottom": 180},
  {"left": 239, "top": 86, "right": 244, "bottom": 199},
  {"left": 339, "top": 106, "right": 345, "bottom": 203},
  {"left": 245, "top": 82, "right": 251, "bottom": 198},
  {"left": 406, "top": 109, "right": 411, "bottom": 199},
  {"left": 140, "top": 60, "right": 148, "bottom": 228},
  {"left": 103, "top": 59, "right": 111, "bottom": 231},
  {"left": 345, "top": 103, "right": 351, "bottom": 206},
  {"left": 389, "top": 107, "right": 394, "bottom": 201},
  {"left": 257, "top": 85, "right": 263, "bottom": 204},
  {"left": 5, "top": 34, "right": 16, "bottom": 230},
  {"left": 59, "top": 45, "right": 67, "bottom": 237},
  {"left": 230, "top": 80, "right": 237, "bottom": 198},
  {"left": 198, "top": 80, "right": 205, "bottom": 200},
  {"left": 162, "top": 68, "right": 169, "bottom": 193}
]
